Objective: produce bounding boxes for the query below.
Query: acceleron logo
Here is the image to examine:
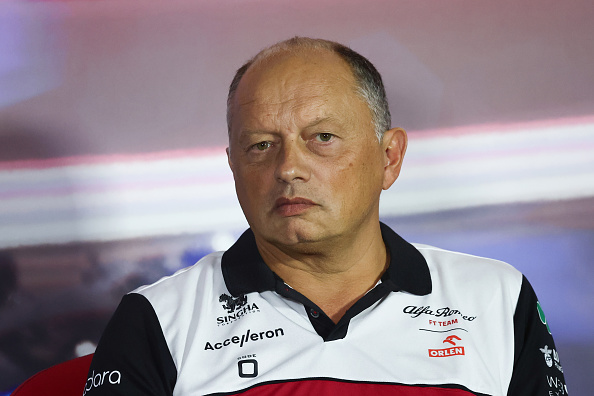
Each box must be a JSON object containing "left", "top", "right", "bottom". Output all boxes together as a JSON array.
[
  {"left": 428, "top": 335, "right": 465, "bottom": 357},
  {"left": 204, "top": 327, "right": 285, "bottom": 351}
]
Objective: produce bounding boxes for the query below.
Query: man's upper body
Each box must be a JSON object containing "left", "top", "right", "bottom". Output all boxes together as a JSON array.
[{"left": 85, "top": 38, "right": 568, "bottom": 395}]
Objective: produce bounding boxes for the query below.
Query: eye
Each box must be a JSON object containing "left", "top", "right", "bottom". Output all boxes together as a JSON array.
[
  {"left": 316, "top": 133, "right": 334, "bottom": 142},
  {"left": 252, "top": 141, "right": 272, "bottom": 151}
]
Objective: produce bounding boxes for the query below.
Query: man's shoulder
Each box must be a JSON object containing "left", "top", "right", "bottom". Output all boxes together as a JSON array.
[
  {"left": 132, "top": 251, "right": 225, "bottom": 304},
  {"left": 412, "top": 243, "right": 523, "bottom": 289}
]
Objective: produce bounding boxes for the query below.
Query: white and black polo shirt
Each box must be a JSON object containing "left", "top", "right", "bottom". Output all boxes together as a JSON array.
[{"left": 85, "top": 223, "right": 568, "bottom": 395}]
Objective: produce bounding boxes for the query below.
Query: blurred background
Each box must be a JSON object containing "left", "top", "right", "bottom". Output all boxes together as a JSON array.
[{"left": 1, "top": 0, "right": 593, "bottom": 393}]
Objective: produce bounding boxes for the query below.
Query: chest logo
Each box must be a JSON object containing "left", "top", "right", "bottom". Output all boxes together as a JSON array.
[
  {"left": 443, "top": 335, "right": 461, "bottom": 345},
  {"left": 217, "top": 293, "right": 260, "bottom": 326},
  {"left": 238, "top": 357, "right": 258, "bottom": 378},
  {"left": 220, "top": 293, "right": 248, "bottom": 313},
  {"left": 428, "top": 335, "right": 465, "bottom": 357},
  {"left": 404, "top": 305, "right": 476, "bottom": 321}
]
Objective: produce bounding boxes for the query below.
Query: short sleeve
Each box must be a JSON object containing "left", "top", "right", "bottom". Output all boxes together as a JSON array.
[
  {"left": 507, "top": 276, "right": 568, "bottom": 395},
  {"left": 83, "top": 293, "right": 177, "bottom": 396}
]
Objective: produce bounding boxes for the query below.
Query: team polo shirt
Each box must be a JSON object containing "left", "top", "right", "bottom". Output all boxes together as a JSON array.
[{"left": 85, "top": 223, "right": 568, "bottom": 396}]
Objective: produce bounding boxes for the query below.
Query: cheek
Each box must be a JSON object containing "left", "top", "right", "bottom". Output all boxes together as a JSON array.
[
  {"left": 343, "top": 159, "right": 385, "bottom": 202},
  {"left": 233, "top": 170, "right": 254, "bottom": 197},
  {"left": 327, "top": 162, "right": 376, "bottom": 204},
  {"left": 235, "top": 166, "right": 273, "bottom": 201}
]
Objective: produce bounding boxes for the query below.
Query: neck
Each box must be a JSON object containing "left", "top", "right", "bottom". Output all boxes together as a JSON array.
[{"left": 255, "top": 221, "right": 388, "bottom": 323}]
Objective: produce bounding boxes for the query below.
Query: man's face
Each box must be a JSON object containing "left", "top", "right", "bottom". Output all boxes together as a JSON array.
[{"left": 227, "top": 50, "right": 389, "bottom": 250}]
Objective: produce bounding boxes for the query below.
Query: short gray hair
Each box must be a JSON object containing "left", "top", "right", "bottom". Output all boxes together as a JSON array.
[{"left": 227, "top": 37, "right": 391, "bottom": 141}]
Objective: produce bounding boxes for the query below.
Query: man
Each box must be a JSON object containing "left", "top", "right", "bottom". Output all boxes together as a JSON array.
[{"left": 86, "top": 38, "right": 568, "bottom": 395}]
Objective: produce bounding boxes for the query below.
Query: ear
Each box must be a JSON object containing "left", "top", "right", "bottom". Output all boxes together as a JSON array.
[
  {"left": 226, "top": 147, "right": 234, "bottom": 173},
  {"left": 381, "top": 127, "right": 408, "bottom": 190}
]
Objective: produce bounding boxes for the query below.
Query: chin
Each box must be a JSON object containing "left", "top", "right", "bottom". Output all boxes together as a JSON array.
[
  {"left": 276, "top": 226, "right": 337, "bottom": 252},
  {"left": 257, "top": 218, "right": 321, "bottom": 244}
]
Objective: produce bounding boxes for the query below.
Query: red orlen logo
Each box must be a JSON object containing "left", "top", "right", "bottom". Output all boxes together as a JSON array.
[
  {"left": 428, "top": 335, "right": 465, "bottom": 357},
  {"left": 443, "top": 335, "right": 461, "bottom": 345}
]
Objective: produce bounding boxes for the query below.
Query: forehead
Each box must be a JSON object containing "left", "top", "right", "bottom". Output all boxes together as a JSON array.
[{"left": 231, "top": 49, "right": 366, "bottom": 130}]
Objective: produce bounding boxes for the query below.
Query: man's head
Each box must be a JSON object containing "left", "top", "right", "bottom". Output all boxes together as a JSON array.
[
  {"left": 226, "top": 38, "right": 407, "bottom": 252},
  {"left": 227, "top": 37, "right": 391, "bottom": 142}
]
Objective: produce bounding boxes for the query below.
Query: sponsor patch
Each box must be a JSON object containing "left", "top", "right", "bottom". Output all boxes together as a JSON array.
[
  {"left": 428, "top": 318, "right": 459, "bottom": 327},
  {"left": 443, "top": 335, "right": 461, "bottom": 345},
  {"left": 205, "top": 327, "right": 284, "bottom": 351},
  {"left": 220, "top": 293, "right": 247, "bottom": 313},
  {"left": 218, "top": 293, "right": 260, "bottom": 326},
  {"left": 540, "top": 345, "right": 554, "bottom": 367},
  {"left": 546, "top": 375, "right": 568, "bottom": 395},
  {"left": 83, "top": 370, "right": 121, "bottom": 395},
  {"left": 238, "top": 359, "right": 258, "bottom": 378},
  {"left": 541, "top": 345, "right": 564, "bottom": 373},
  {"left": 428, "top": 335, "right": 465, "bottom": 357},
  {"left": 537, "top": 301, "right": 552, "bottom": 334},
  {"left": 403, "top": 305, "right": 476, "bottom": 321},
  {"left": 428, "top": 347, "right": 465, "bottom": 357}
]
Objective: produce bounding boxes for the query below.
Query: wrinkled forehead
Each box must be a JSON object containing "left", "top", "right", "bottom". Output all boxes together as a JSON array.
[{"left": 230, "top": 50, "right": 360, "bottom": 130}]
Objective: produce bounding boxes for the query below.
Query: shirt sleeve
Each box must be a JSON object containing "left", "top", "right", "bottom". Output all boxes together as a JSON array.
[
  {"left": 507, "top": 276, "right": 568, "bottom": 395},
  {"left": 83, "top": 293, "right": 177, "bottom": 396}
]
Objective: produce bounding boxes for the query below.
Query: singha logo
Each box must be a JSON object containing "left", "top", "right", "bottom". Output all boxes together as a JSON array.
[{"left": 219, "top": 293, "right": 248, "bottom": 313}]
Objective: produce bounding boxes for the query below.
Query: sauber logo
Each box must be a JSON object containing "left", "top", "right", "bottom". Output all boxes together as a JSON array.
[
  {"left": 217, "top": 293, "right": 260, "bottom": 326},
  {"left": 428, "top": 335, "right": 465, "bottom": 357}
]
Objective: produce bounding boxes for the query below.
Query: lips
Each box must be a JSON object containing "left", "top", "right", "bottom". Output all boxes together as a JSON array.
[{"left": 274, "top": 197, "right": 316, "bottom": 216}]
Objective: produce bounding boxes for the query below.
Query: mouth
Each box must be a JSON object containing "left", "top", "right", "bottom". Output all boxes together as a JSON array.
[{"left": 274, "top": 197, "right": 317, "bottom": 216}]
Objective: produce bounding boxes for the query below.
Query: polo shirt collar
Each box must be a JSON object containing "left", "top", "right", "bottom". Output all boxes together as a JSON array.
[{"left": 222, "top": 222, "right": 432, "bottom": 297}]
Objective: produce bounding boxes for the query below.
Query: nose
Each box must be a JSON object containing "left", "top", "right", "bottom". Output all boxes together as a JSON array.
[{"left": 274, "top": 140, "right": 310, "bottom": 184}]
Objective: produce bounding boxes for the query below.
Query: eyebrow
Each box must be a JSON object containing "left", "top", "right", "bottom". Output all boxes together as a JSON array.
[
  {"left": 238, "top": 116, "right": 339, "bottom": 137},
  {"left": 304, "top": 117, "right": 331, "bottom": 128}
]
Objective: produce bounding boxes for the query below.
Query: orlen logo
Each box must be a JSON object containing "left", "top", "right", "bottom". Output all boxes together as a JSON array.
[
  {"left": 217, "top": 293, "right": 260, "bottom": 326},
  {"left": 83, "top": 370, "right": 121, "bottom": 395},
  {"left": 428, "top": 335, "right": 465, "bottom": 357},
  {"left": 443, "top": 335, "right": 461, "bottom": 345}
]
